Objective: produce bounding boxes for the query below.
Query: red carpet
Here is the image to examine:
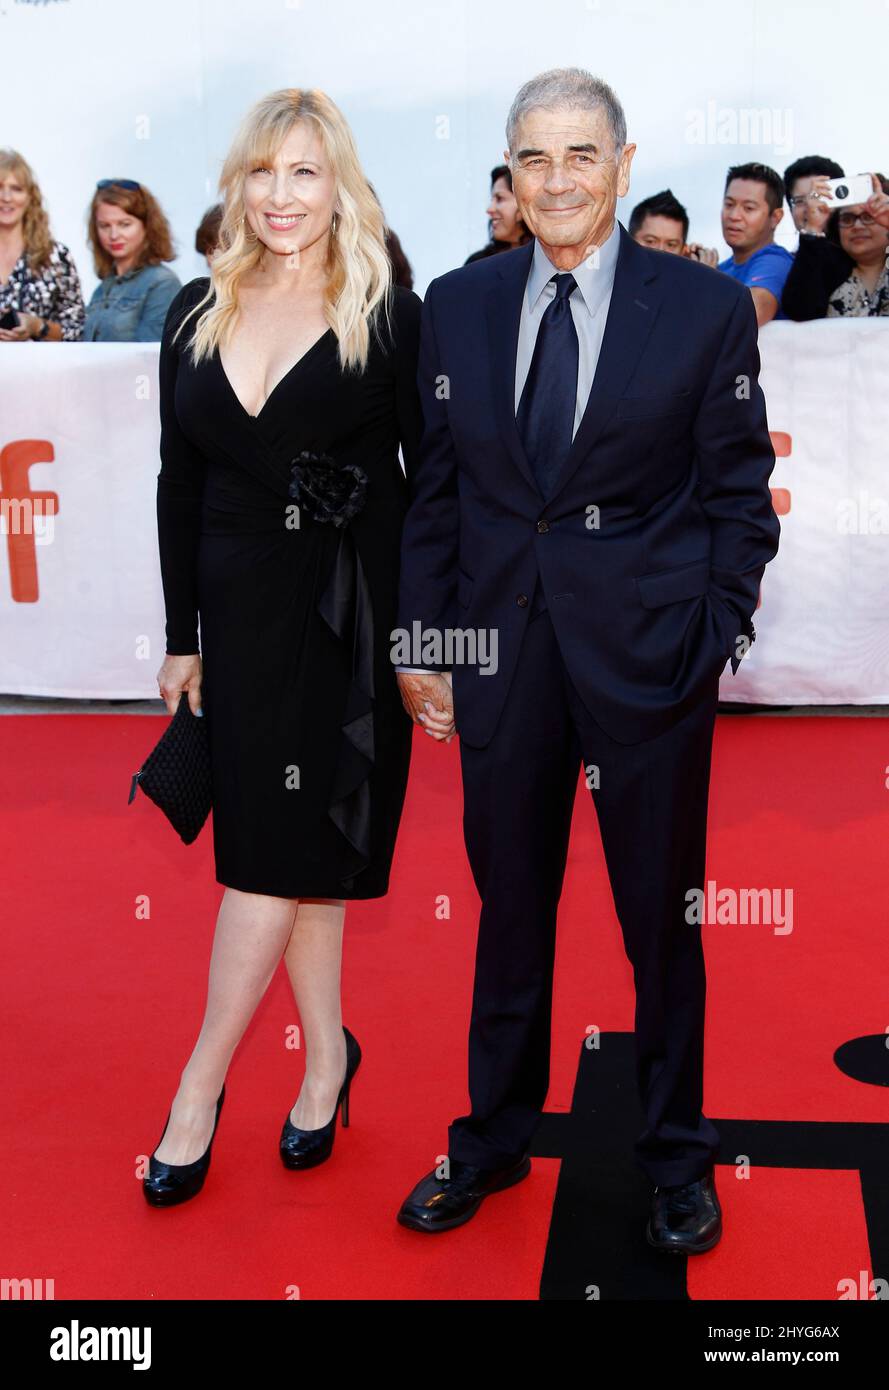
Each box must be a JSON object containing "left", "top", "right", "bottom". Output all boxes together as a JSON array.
[{"left": 1, "top": 713, "right": 886, "bottom": 1299}]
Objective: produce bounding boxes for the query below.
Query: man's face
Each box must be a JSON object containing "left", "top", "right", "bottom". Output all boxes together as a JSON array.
[
  {"left": 633, "top": 213, "right": 685, "bottom": 254},
  {"left": 721, "top": 178, "right": 781, "bottom": 255},
  {"left": 788, "top": 175, "right": 828, "bottom": 232},
  {"left": 506, "top": 103, "right": 635, "bottom": 260}
]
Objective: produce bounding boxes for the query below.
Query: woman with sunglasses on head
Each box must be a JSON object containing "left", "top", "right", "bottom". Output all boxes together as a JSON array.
[
  {"left": 142, "top": 88, "right": 422, "bottom": 1207},
  {"left": 0, "top": 148, "right": 85, "bottom": 342},
  {"left": 83, "top": 179, "right": 181, "bottom": 341},
  {"left": 782, "top": 172, "right": 889, "bottom": 320}
]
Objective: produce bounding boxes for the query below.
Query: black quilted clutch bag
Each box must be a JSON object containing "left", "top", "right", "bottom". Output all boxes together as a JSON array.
[{"left": 128, "top": 692, "right": 212, "bottom": 844}]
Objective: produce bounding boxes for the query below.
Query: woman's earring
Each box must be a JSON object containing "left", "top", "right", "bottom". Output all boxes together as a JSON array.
[{"left": 331, "top": 212, "right": 338, "bottom": 235}]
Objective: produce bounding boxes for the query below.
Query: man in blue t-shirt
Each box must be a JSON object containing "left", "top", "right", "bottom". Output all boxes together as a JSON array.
[{"left": 718, "top": 162, "right": 793, "bottom": 325}]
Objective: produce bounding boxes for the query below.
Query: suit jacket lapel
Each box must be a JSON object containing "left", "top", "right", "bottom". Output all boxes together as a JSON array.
[
  {"left": 484, "top": 241, "right": 540, "bottom": 496},
  {"left": 545, "top": 223, "right": 663, "bottom": 502}
]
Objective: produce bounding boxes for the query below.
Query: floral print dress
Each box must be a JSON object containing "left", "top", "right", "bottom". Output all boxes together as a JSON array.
[{"left": 0, "top": 241, "right": 86, "bottom": 340}]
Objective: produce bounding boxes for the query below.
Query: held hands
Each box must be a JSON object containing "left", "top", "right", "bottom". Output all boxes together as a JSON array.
[
  {"left": 396, "top": 671, "right": 455, "bottom": 743},
  {"left": 157, "top": 652, "right": 203, "bottom": 717}
]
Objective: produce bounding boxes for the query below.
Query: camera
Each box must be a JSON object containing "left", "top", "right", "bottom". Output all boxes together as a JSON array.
[{"left": 824, "top": 174, "right": 873, "bottom": 207}]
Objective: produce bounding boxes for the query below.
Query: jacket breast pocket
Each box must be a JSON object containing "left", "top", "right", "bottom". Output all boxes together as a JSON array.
[
  {"left": 635, "top": 558, "right": 710, "bottom": 608},
  {"left": 457, "top": 569, "right": 474, "bottom": 609},
  {"left": 616, "top": 391, "right": 693, "bottom": 421}
]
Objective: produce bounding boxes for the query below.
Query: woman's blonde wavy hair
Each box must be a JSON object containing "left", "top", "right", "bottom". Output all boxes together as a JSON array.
[
  {"left": 174, "top": 88, "right": 393, "bottom": 374},
  {"left": 0, "top": 149, "right": 54, "bottom": 274}
]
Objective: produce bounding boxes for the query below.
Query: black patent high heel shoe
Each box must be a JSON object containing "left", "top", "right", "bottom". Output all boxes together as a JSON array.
[
  {"left": 280, "top": 1026, "right": 361, "bottom": 1170},
  {"left": 142, "top": 1085, "right": 225, "bottom": 1207}
]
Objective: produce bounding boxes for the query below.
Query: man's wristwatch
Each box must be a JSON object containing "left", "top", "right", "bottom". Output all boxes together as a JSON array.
[{"left": 35, "top": 318, "right": 50, "bottom": 340}]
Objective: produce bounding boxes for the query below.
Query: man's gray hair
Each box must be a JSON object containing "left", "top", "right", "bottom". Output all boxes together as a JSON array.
[{"left": 505, "top": 67, "right": 627, "bottom": 155}]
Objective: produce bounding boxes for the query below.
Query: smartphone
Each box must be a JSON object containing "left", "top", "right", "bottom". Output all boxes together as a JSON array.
[
  {"left": 824, "top": 174, "right": 873, "bottom": 208},
  {"left": 0, "top": 307, "right": 20, "bottom": 329}
]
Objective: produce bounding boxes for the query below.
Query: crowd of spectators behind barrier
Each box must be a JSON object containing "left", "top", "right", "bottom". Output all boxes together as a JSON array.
[
  {"left": 1, "top": 144, "right": 887, "bottom": 346},
  {"left": 621, "top": 161, "right": 889, "bottom": 325}
]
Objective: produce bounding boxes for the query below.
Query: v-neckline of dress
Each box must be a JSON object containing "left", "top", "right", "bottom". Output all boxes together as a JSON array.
[{"left": 218, "top": 326, "right": 335, "bottom": 423}]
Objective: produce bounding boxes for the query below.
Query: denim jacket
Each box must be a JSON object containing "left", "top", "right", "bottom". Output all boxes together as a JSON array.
[{"left": 83, "top": 262, "right": 182, "bottom": 342}]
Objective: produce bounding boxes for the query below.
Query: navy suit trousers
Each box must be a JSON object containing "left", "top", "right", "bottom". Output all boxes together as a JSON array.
[{"left": 449, "top": 604, "right": 721, "bottom": 1187}]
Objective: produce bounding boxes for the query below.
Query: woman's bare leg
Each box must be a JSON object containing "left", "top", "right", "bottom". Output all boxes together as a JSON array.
[
  {"left": 152, "top": 887, "right": 298, "bottom": 1165},
  {"left": 282, "top": 899, "right": 348, "bottom": 1130}
]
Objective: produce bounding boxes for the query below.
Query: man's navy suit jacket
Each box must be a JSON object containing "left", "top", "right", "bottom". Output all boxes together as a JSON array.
[{"left": 397, "top": 221, "right": 781, "bottom": 747}]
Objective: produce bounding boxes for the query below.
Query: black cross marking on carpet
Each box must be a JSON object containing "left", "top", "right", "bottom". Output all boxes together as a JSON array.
[{"left": 531, "top": 1032, "right": 889, "bottom": 1300}]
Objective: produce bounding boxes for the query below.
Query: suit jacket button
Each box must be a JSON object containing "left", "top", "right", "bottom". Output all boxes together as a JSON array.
[
  {"left": 516, "top": 593, "right": 529, "bottom": 607},
  {"left": 536, "top": 519, "right": 550, "bottom": 533}
]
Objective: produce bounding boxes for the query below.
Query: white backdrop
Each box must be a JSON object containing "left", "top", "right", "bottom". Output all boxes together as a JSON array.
[
  {"left": 2, "top": 321, "right": 888, "bottom": 704},
  {"left": 2, "top": 0, "right": 888, "bottom": 300}
]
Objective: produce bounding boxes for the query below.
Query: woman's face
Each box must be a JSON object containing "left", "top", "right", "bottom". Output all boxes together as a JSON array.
[
  {"left": 838, "top": 205, "right": 889, "bottom": 266},
  {"left": 94, "top": 201, "right": 147, "bottom": 269},
  {"left": 0, "top": 172, "right": 29, "bottom": 233},
  {"left": 243, "top": 120, "right": 338, "bottom": 262},
  {"left": 486, "top": 176, "right": 522, "bottom": 242}
]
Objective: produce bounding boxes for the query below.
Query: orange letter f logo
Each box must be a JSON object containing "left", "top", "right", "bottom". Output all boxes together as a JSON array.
[{"left": 0, "top": 440, "right": 58, "bottom": 603}]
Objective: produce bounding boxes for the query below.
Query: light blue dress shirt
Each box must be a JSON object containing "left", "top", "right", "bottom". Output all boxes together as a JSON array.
[{"left": 515, "top": 217, "right": 620, "bottom": 435}]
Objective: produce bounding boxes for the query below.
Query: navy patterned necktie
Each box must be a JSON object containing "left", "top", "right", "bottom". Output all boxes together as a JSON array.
[{"left": 516, "top": 272, "right": 579, "bottom": 497}]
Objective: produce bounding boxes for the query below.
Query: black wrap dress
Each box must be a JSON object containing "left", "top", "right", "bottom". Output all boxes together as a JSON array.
[{"left": 155, "top": 277, "right": 423, "bottom": 898}]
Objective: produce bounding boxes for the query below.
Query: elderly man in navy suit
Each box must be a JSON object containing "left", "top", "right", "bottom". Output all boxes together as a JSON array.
[{"left": 394, "top": 67, "right": 780, "bottom": 1252}]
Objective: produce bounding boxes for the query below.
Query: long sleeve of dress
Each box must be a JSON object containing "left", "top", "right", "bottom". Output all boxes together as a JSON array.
[
  {"left": 396, "top": 276, "right": 461, "bottom": 647},
  {"left": 156, "top": 281, "right": 209, "bottom": 654},
  {"left": 392, "top": 285, "right": 424, "bottom": 484},
  {"left": 781, "top": 233, "right": 854, "bottom": 321},
  {"left": 390, "top": 285, "right": 446, "bottom": 674},
  {"left": 50, "top": 243, "right": 86, "bottom": 341}
]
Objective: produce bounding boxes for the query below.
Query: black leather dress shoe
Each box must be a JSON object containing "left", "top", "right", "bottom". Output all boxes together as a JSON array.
[
  {"left": 397, "top": 1154, "right": 532, "bottom": 1233},
  {"left": 646, "top": 1165, "right": 722, "bottom": 1254},
  {"left": 280, "top": 1025, "right": 361, "bottom": 1170},
  {"left": 142, "top": 1086, "right": 225, "bottom": 1208}
]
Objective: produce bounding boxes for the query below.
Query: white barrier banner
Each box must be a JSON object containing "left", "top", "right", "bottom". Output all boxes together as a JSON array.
[
  {"left": 1, "top": 343, "right": 166, "bottom": 698},
  {"left": 1, "top": 321, "right": 888, "bottom": 703},
  {"left": 724, "top": 319, "right": 889, "bottom": 705}
]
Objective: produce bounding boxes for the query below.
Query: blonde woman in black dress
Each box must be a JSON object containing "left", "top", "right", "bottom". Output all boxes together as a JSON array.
[{"left": 143, "top": 89, "right": 423, "bottom": 1205}]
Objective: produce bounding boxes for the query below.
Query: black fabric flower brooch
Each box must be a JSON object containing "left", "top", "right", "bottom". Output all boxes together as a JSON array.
[{"left": 288, "top": 449, "right": 368, "bottom": 528}]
